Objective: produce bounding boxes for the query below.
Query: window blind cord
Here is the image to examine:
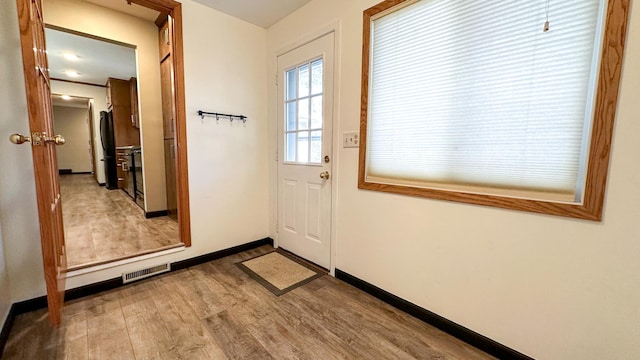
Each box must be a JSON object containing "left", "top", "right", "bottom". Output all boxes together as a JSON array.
[{"left": 544, "top": 0, "right": 551, "bottom": 32}]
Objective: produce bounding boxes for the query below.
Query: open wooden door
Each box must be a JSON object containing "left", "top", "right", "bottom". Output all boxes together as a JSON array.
[{"left": 13, "top": 0, "right": 67, "bottom": 326}]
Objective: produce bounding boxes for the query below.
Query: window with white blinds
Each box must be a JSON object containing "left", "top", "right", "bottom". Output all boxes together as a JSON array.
[{"left": 363, "top": 0, "right": 608, "bottom": 204}]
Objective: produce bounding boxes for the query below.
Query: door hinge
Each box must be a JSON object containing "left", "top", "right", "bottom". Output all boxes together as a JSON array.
[{"left": 275, "top": 73, "right": 278, "bottom": 86}]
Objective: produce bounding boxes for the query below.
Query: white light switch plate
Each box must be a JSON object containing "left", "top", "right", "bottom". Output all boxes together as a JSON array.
[{"left": 343, "top": 131, "right": 360, "bottom": 148}]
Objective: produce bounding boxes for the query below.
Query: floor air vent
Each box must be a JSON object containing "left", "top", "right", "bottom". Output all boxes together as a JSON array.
[{"left": 123, "top": 263, "right": 171, "bottom": 284}]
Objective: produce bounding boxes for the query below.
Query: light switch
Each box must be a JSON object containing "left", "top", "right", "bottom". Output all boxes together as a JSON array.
[{"left": 343, "top": 131, "right": 359, "bottom": 148}]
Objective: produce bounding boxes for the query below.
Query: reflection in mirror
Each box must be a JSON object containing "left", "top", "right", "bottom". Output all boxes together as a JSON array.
[{"left": 47, "top": 26, "right": 182, "bottom": 270}]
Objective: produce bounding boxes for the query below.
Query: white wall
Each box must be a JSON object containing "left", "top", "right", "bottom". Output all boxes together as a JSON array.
[
  {"left": 51, "top": 81, "right": 108, "bottom": 183},
  {"left": 0, "top": 0, "right": 269, "bottom": 300},
  {"left": 267, "top": 1, "right": 640, "bottom": 359},
  {"left": 0, "top": 0, "right": 47, "bottom": 303},
  {"left": 44, "top": 0, "right": 168, "bottom": 212},
  {"left": 53, "top": 105, "right": 92, "bottom": 173}
]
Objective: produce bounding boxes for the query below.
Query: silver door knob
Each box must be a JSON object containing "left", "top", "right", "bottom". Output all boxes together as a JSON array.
[
  {"left": 320, "top": 171, "right": 330, "bottom": 180},
  {"left": 9, "top": 133, "right": 31, "bottom": 144}
]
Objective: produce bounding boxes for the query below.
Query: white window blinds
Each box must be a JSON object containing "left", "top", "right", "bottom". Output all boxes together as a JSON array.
[{"left": 366, "top": 0, "right": 606, "bottom": 201}]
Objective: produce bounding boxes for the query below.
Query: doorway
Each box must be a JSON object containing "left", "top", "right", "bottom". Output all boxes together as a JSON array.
[
  {"left": 276, "top": 33, "right": 335, "bottom": 269},
  {"left": 46, "top": 21, "right": 184, "bottom": 269},
  {"left": 13, "top": 0, "right": 190, "bottom": 325}
]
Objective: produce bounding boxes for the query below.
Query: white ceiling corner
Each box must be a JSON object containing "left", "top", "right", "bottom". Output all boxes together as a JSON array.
[
  {"left": 82, "top": 0, "right": 160, "bottom": 21},
  {"left": 191, "top": 0, "right": 313, "bottom": 28}
]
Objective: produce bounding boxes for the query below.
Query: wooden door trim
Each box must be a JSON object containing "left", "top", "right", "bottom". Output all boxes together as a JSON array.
[
  {"left": 130, "top": 0, "right": 190, "bottom": 247},
  {"left": 87, "top": 102, "right": 98, "bottom": 183}
]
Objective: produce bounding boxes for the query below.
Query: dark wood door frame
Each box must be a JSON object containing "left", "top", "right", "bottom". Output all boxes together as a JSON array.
[
  {"left": 88, "top": 102, "right": 98, "bottom": 182},
  {"left": 129, "top": 0, "right": 191, "bottom": 247}
]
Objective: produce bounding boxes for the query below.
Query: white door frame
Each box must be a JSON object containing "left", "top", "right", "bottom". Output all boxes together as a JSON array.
[{"left": 273, "top": 21, "right": 342, "bottom": 275}]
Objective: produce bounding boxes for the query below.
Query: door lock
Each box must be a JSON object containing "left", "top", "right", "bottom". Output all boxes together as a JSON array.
[{"left": 42, "top": 133, "right": 66, "bottom": 145}]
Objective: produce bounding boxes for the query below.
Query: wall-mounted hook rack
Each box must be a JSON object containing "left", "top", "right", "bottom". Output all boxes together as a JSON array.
[{"left": 197, "top": 110, "right": 247, "bottom": 124}]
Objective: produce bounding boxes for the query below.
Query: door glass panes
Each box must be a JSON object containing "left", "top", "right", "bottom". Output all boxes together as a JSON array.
[
  {"left": 298, "top": 98, "right": 309, "bottom": 130},
  {"left": 311, "top": 95, "right": 322, "bottom": 129},
  {"left": 299, "top": 64, "right": 310, "bottom": 97},
  {"left": 286, "top": 133, "right": 296, "bottom": 162},
  {"left": 286, "top": 102, "right": 296, "bottom": 131},
  {"left": 284, "top": 58, "right": 324, "bottom": 164},
  {"left": 286, "top": 69, "right": 297, "bottom": 100},
  {"left": 310, "top": 130, "right": 322, "bottom": 163},
  {"left": 298, "top": 131, "right": 309, "bottom": 162},
  {"left": 311, "top": 60, "right": 323, "bottom": 95}
]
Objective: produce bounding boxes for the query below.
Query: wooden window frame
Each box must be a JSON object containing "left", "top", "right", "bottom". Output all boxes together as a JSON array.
[{"left": 358, "top": 0, "right": 630, "bottom": 221}]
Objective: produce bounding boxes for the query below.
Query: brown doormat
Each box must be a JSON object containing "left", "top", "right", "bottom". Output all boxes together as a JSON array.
[{"left": 237, "top": 250, "right": 326, "bottom": 296}]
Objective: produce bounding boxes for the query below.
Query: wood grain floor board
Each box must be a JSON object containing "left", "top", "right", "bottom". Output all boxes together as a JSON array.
[
  {"left": 171, "top": 268, "right": 226, "bottom": 319},
  {"left": 203, "top": 310, "right": 275, "bottom": 360},
  {"left": 3, "top": 245, "right": 495, "bottom": 360},
  {"left": 151, "top": 276, "right": 228, "bottom": 359},
  {"left": 60, "top": 174, "right": 181, "bottom": 268},
  {"left": 244, "top": 317, "right": 310, "bottom": 360},
  {"left": 280, "top": 288, "right": 406, "bottom": 359},
  {"left": 317, "top": 281, "right": 482, "bottom": 360},
  {"left": 86, "top": 301, "right": 135, "bottom": 360}
]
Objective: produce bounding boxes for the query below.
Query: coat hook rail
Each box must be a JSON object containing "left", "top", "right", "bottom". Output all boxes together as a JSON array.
[{"left": 197, "top": 110, "right": 247, "bottom": 124}]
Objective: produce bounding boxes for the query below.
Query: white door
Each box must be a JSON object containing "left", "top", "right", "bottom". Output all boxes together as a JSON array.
[{"left": 277, "top": 33, "right": 334, "bottom": 269}]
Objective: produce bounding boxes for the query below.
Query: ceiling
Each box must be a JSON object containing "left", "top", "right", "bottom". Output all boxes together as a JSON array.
[
  {"left": 191, "top": 0, "right": 313, "bottom": 28},
  {"left": 82, "top": 0, "right": 160, "bottom": 21},
  {"left": 46, "top": 27, "right": 137, "bottom": 86},
  {"left": 81, "top": 0, "right": 313, "bottom": 28}
]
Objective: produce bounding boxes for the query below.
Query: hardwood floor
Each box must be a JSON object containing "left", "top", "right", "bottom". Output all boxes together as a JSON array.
[
  {"left": 2, "top": 246, "right": 494, "bottom": 360},
  {"left": 60, "top": 174, "right": 181, "bottom": 268}
]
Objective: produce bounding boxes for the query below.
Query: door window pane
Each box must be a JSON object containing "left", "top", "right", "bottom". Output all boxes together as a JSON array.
[
  {"left": 298, "top": 98, "right": 309, "bottom": 130},
  {"left": 311, "top": 59, "right": 323, "bottom": 95},
  {"left": 286, "top": 132, "right": 296, "bottom": 162},
  {"left": 311, "top": 95, "right": 322, "bottom": 129},
  {"left": 299, "top": 64, "right": 310, "bottom": 97},
  {"left": 310, "top": 130, "right": 322, "bottom": 163},
  {"left": 286, "top": 69, "right": 297, "bottom": 100},
  {"left": 286, "top": 102, "right": 296, "bottom": 131},
  {"left": 297, "top": 131, "right": 309, "bottom": 163}
]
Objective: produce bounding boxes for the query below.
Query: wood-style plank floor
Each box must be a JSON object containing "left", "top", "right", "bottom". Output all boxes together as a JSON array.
[
  {"left": 2, "top": 246, "right": 494, "bottom": 360},
  {"left": 60, "top": 174, "right": 181, "bottom": 268}
]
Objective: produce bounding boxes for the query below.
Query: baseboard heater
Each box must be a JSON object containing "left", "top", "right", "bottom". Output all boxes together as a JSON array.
[{"left": 122, "top": 263, "right": 170, "bottom": 284}]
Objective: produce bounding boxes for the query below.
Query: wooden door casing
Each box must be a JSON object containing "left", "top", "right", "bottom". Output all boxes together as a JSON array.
[
  {"left": 15, "top": 0, "right": 67, "bottom": 325},
  {"left": 132, "top": 0, "right": 190, "bottom": 245}
]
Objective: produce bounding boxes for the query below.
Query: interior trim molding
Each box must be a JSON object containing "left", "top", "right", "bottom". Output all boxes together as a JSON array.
[
  {"left": 171, "top": 237, "right": 273, "bottom": 271},
  {"left": 0, "top": 237, "right": 274, "bottom": 357},
  {"left": 145, "top": 210, "right": 168, "bottom": 219},
  {"left": 0, "top": 305, "right": 17, "bottom": 358},
  {"left": 334, "top": 269, "right": 534, "bottom": 360}
]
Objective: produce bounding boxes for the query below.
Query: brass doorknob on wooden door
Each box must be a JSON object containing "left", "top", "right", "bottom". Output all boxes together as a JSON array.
[
  {"left": 320, "top": 171, "right": 330, "bottom": 180},
  {"left": 46, "top": 134, "right": 66, "bottom": 145},
  {"left": 9, "top": 133, "right": 31, "bottom": 144}
]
